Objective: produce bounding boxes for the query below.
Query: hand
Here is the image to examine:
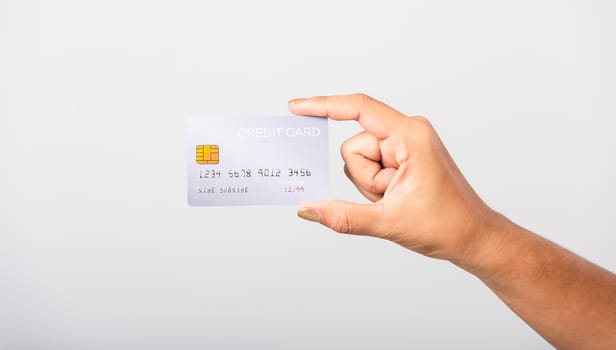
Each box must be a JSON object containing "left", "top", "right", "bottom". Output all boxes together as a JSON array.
[
  {"left": 289, "top": 94, "right": 616, "bottom": 349},
  {"left": 289, "top": 93, "right": 498, "bottom": 263}
]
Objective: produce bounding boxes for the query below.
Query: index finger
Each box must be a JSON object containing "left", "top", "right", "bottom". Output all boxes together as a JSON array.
[{"left": 288, "top": 93, "right": 407, "bottom": 139}]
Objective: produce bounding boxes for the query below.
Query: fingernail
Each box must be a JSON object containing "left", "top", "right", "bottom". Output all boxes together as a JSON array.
[
  {"left": 288, "top": 98, "right": 307, "bottom": 104},
  {"left": 297, "top": 207, "right": 321, "bottom": 223}
]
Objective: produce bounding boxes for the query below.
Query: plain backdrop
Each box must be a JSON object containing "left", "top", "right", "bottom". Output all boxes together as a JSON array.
[{"left": 1, "top": 1, "right": 615, "bottom": 349}]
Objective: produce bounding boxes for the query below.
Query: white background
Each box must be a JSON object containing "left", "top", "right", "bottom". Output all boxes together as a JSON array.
[{"left": 1, "top": 1, "right": 615, "bottom": 349}]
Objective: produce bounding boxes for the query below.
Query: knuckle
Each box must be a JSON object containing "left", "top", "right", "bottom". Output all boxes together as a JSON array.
[
  {"left": 409, "top": 115, "right": 432, "bottom": 129},
  {"left": 353, "top": 92, "right": 375, "bottom": 105},
  {"left": 340, "top": 138, "right": 352, "bottom": 157},
  {"left": 408, "top": 115, "right": 436, "bottom": 138},
  {"left": 367, "top": 180, "right": 382, "bottom": 195},
  {"left": 331, "top": 209, "right": 353, "bottom": 234},
  {"left": 343, "top": 164, "right": 352, "bottom": 179},
  {"left": 340, "top": 132, "right": 367, "bottom": 158},
  {"left": 411, "top": 114, "right": 429, "bottom": 123}
]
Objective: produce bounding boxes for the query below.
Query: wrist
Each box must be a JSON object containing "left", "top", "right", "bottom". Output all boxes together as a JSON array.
[{"left": 450, "top": 208, "right": 519, "bottom": 283}]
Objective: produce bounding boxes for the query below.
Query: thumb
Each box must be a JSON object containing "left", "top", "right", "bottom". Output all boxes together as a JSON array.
[{"left": 297, "top": 200, "right": 384, "bottom": 236}]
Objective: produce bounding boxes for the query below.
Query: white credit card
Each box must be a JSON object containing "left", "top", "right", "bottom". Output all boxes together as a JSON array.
[{"left": 186, "top": 116, "right": 329, "bottom": 206}]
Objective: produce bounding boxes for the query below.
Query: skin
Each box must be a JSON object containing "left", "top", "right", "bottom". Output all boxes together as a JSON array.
[{"left": 289, "top": 93, "right": 616, "bottom": 350}]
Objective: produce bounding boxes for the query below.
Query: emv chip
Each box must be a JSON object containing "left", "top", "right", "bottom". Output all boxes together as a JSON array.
[{"left": 196, "top": 145, "right": 219, "bottom": 164}]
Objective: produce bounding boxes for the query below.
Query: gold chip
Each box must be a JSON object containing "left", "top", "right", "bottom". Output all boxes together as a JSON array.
[{"left": 196, "top": 145, "right": 219, "bottom": 164}]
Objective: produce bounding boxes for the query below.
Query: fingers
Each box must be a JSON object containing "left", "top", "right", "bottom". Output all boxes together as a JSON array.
[
  {"left": 288, "top": 93, "right": 407, "bottom": 139},
  {"left": 341, "top": 132, "right": 396, "bottom": 200},
  {"left": 290, "top": 94, "right": 405, "bottom": 239},
  {"left": 344, "top": 165, "right": 384, "bottom": 202},
  {"left": 297, "top": 200, "right": 384, "bottom": 236}
]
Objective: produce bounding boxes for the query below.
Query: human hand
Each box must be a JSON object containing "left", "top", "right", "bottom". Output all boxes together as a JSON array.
[
  {"left": 290, "top": 94, "right": 616, "bottom": 349},
  {"left": 289, "top": 93, "right": 499, "bottom": 263}
]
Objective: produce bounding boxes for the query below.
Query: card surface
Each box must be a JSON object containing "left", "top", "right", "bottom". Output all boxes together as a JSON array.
[{"left": 186, "top": 116, "right": 329, "bottom": 206}]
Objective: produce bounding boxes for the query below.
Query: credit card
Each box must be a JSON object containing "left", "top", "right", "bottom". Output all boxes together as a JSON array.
[{"left": 186, "top": 116, "right": 329, "bottom": 206}]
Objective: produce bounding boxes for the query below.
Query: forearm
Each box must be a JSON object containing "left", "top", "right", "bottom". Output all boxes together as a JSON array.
[{"left": 456, "top": 213, "right": 616, "bottom": 349}]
